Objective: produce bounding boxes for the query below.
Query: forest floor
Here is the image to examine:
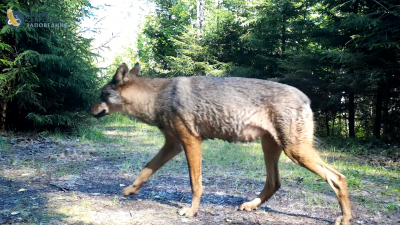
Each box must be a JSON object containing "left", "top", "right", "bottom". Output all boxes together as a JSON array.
[{"left": 0, "top": 114, "right": 399, "bottom": 225}]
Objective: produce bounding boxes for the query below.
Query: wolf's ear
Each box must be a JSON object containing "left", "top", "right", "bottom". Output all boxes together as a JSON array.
[
  {"left": 129, "top": 63, "right": 140, "bottom": 77},
  {"left": 113, "top": 63, "right": 130, "bottom": 85}
]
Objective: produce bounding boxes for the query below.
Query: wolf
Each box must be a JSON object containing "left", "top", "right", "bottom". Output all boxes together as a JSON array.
[{"left": 87, "top": 63, "right": 352, "bottom": 225}]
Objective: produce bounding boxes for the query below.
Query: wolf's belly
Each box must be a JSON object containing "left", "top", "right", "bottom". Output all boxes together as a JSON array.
[{"left": 193, "top": 109, "right": 272, "bottom": 142}]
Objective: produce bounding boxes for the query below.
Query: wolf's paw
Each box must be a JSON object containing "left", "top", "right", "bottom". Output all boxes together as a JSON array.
[
  {"left": 178, "top": 207, "right": 197, "bottom": 217},
  {"left": 333, "top": 215, "right": 351, "bottom": 225},
  {"left": 122, "top": 185, "right": 140, "bottom": 196},
  {"left": 239, "top": 201, "right": 258, "bottom": 211}
]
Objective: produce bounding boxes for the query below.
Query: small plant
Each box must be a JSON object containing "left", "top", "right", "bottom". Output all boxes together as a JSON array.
[
  {"left": 39, "top": 131, "right": 49, "bottom": 136},
  {"left": 113, "top": 195, "right": 118, "bottom": 206},
  {"left": 53, "top": 128, "right": 62, "bottom": 140},
  {"left": 71, "top": 191, "right": 77, "bottom": 201},
  {"left": 0, "top": 137, "right": 12, "bottom": 152},
  {"left": 386, "top": 203, "right": 400, "bottom": 211}
]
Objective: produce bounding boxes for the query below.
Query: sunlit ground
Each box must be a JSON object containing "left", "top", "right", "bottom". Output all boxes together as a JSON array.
[{"left": 0, "top": 114, "right": 399, "bottom": 224}]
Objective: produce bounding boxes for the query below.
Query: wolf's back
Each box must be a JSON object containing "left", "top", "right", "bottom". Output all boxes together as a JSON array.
[{"left": 155, "top": 76, "right": 313, "bottom": 145}]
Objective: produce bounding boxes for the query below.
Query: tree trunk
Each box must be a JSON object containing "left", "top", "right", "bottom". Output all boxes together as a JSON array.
[
  {"left": 345, "top": 112, "right": 348, "bottom": 137},
  {"left": 281, "top": 14, "right": 286, "bottom": 55},
  {"left": 215, "top": 0, "right": 219, "bottom": 30},
  {"left": 353, "top": 0, "right": 360, "bottom": 14},
  {"left": 332, "top": 114, "right": 336, "bottom": 136},
  {"left": 382, "top": 84, "right": 389, "bottom": 141},
  {"left": 325, "top": 111, "right": 330, "bottom": 136},
  {"left": 348, "top": 92, "right": 355, "bottom": 137},
  {"left": 373, "top": 88, "right": 383, "bottom": 139},
  {"left": 1, "top": 99, "right": 7, "bottom": 132},
  {"left": 196, "top": 0, "right": 205, "bottom": 35}
]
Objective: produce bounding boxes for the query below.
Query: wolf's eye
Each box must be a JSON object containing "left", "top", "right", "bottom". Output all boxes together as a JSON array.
[{"left": 102, "top": 92, "right": 110, "bottom": 98}]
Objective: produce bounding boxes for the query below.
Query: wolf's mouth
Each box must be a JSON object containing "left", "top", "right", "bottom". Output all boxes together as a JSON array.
[{"left": 94, "top": 109, "right": 108, "bottom": 118}]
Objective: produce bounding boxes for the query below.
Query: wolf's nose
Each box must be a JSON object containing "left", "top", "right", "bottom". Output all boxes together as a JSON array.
[{"left": 86, "top": 107, "right": 91, "bottom": 114}]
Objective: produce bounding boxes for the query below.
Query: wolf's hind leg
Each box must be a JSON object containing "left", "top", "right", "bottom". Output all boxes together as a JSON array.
[
  {"left": 122, "top": 131, "right": 183, "bottom": 195},
  {"left": 283, "top": 143, "right": 351, "bottom": 225},
  {"left": 240, "top": 133, "right": 282, "bottom": 211}
]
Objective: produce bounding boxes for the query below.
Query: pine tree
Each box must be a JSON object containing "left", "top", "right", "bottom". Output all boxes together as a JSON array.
[{"left": 0, "top": 0, "right": 100, "bottom": 130}]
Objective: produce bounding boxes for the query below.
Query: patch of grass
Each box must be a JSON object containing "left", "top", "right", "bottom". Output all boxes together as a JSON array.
[
  {"left": 113, "top": 195, "right": 119, "bottom": 206},
  {"left": 0, "top": 136, "right": 13, "bottom": 153},
  {"left": 55, "top": 161, "right": 88, "bottom": 176},
  {"left": 52, "top": 128, "right": 63, "bottom": 140},
  {"left": 38, "top": 130, "right": 49, "bottom": 137},
  {"left": 387, "top": 203, "right": 400, "bottom": 211},
  {"left": 74, "top": 126, "right": 112, "bottom": 143},
  {"left": 0, "top": 194, "right": 67, "bottom": 224},
  {"left": 319, "top": 136, "right": 400, "bottom": 158}
]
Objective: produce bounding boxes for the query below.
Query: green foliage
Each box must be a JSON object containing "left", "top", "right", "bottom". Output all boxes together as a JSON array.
[{"left": 0, "top": 0, "right": 100, "bottom": 129}]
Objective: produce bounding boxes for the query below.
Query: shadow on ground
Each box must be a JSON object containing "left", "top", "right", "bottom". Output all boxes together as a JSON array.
[{"left": 0, "top": 173, "right": 335, "bottom": 224}]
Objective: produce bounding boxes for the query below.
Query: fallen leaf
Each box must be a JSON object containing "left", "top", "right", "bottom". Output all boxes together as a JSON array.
[
  {"left": 18, "top": 188, "right": 27, "bottom": 192},
  {"left": 11, "top": 211, "right": 20, "bottom": 215}
]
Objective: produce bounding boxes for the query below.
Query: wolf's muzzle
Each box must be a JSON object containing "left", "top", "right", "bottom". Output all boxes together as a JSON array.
[
  {"left": 93, "top": 109, "right": 108, "bottom": 118},
  {"left": 86, "top": 108, "right": 108, "bottom": 118}
]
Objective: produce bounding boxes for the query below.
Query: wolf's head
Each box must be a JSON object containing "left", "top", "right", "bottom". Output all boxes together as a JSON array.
[{"left": 87, "top": 63, "right": 140, "bottom": 118}]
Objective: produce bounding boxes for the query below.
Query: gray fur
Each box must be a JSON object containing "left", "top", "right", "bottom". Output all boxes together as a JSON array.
[{"left": 123, "top": 76, "right": 314, "bottom": 147}]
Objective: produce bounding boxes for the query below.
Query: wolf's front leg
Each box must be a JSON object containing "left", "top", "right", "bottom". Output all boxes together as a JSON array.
[
  {"left": 122, "top": 167, "right": 151, "bottom": 195},
  {"left": 177, "top": 130, "right": 203, "bottom": 217},
  {"left": 123, "top": 131, "right": 183, "bottom": 195}
]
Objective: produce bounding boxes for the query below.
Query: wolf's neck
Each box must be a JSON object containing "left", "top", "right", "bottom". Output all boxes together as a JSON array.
[{"left": 120, "top": 77, "right": 166, "bottom": 126}]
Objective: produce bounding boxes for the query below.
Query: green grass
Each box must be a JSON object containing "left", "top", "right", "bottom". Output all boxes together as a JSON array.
[
  {"left": 0, "top": 135, "right": 13, "bottom": 153},
  {"left": 55, "top": 161, "right": 88, "bottom": 176}
]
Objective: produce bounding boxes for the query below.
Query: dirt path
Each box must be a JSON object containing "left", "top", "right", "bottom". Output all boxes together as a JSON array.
[{"left": 0, "top": 134, "right": 399, "bottom": 224}]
